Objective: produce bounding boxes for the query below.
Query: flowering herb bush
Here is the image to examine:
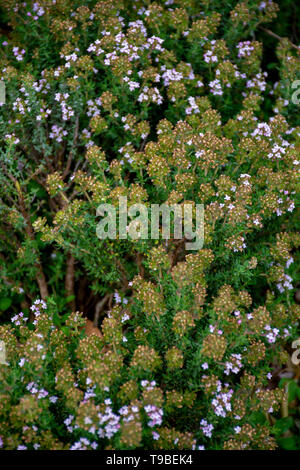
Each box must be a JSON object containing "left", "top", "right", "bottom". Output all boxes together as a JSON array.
[{"left": 0, "top": 0, "right": 300, "bottom": 451}]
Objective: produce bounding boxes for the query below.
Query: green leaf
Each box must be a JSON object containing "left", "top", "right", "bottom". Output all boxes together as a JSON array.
[
  {"left": 0, "top": 298, "right": 12, "bottom": 311},
  {"left": 61, "top": 326, "right": 70, "bottom": 336},
  {"left": 277, "top": 436, "right": 298, "bottom": 450},
  {"left": 64, "top": 295, "right": 75, "bottom": 304},
  {"left": 249, "top": 411, "right": 266, "bottom": 426},
  {"left": 27, "top": 180, "right": 47, "bottom": 199},
  {"left": 288, "top": 381, "right": 298, "bottom": 403},
  {"left": 274, "top": 417, "right": 293, "bottom": 435},
  {"left": 52, "top": 312, "right": 62, "bottom": 327}
]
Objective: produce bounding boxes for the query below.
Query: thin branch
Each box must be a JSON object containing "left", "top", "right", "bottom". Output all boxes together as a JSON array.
[
  {"left": 65, "top": 253, "right": 76, "bottom": 311},
  {"left": 93, "top": 293, "right": 111, "bottom": 326},
  {"left": 260, "top": 26, "right": 300, "bottom": 51},
  {"left": 63, "top": 115, "right": 79, "bottom": 179},
  {"left": 136, "top": 252, "right": 145, "bottom": 278}
]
